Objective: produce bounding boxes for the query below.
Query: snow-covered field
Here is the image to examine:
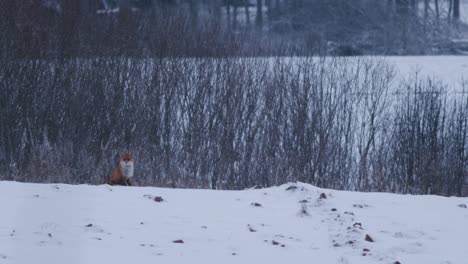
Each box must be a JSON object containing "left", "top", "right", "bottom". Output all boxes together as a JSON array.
[
  {"left": 1, "top": 181, "right": 467, "bottom": 264},
  {"left": 386, "top": 56, "right": 468, "bottom": 91}
]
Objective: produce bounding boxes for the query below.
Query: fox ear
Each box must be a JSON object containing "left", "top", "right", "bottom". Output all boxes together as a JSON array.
[
  {"left": 129, "top": 151, "right": 133, "bottom": 156},
  {"left": 119, "top": 152, "right": 124, "bottom": 158}
]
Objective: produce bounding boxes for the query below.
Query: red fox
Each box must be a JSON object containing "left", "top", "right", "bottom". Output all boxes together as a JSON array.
[{"left": 107, "top": 152, "right": 134, "bottom": 186}]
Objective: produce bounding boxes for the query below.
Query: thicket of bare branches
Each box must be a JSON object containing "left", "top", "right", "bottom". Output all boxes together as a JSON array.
[
  {"left": 0, "top": 1, "right": 466, "bottom": 194},
  {"left": 1, "top": 58, "right": 466, "bottom": 195}
]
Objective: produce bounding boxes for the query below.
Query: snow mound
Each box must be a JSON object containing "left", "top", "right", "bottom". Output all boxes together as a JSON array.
[{"left": 0, "top": 181, "right": 467, "bottom": 264}]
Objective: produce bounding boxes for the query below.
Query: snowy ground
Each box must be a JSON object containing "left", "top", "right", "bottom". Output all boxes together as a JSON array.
[
  {"left": 1, "top": 182, "right": 467, "bottom": 264},
  {"left": 386, "top": 56, "right": 468, "bottom": 91}
]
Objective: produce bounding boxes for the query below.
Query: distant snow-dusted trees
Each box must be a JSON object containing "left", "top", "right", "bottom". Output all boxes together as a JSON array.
[{"left": 0, "top": 0, "right": 464, "bottom": 59}]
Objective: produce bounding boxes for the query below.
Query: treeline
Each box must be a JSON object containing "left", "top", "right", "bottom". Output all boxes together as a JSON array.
[
  {"left": 0, "top": 58, "right": 467, "bottom": 195},
  {"left": 0, "top": 0, "right": 464, "bottom": 58}
]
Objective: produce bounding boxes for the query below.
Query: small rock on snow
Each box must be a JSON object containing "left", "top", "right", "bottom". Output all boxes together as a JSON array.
[{"left": 365, "top": 234, "right": 374, "bottom": 242}]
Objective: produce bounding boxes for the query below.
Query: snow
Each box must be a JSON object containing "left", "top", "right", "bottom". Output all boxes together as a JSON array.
[
  {"left": 462, "top": 0, "right": 468, "bottom": 24},
  {"left": 1, "top": 181, "right": 467, "bottom": 264},
  {"left": 385, "top": 56, "right": 468, "bottom": 91}
]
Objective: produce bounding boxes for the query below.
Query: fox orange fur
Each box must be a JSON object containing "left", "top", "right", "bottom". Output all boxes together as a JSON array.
[{"left": 107, "top": 152, "right": 134, "bottom": 186}]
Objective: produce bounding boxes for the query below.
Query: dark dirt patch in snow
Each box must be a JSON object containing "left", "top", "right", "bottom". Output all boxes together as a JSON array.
[
  {"left": 285, "top": 185, "right": 298, "bottom": 191},
  {"left": 353, "top": 223, "right": 363, "bottom": 229},
  {"left": 154, "top": 196, "right": 164, "bottom": 202},
  {"left": 247, "top": 224, "right": 256, "bottom": 232},
  {"left": 353, "top": 204, "right": 369, "bottom": 209},
  {"left": 143, "top": 194, "right": 165, "bottom": 202}
]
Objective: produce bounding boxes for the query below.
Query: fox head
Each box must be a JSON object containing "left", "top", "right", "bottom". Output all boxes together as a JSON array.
[
  {"left": 118, "top": 152, "right": 135, "bottom": 178},
  {"left": 119, "top": 152, "right": 134, "bottom": 163}
]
